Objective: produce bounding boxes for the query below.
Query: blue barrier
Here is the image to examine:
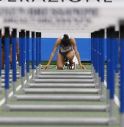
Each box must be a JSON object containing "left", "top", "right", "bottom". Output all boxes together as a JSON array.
[
  {"left": 12, "top": 29, "right": 17, "bottom": 82},
  {"left": 91, "top": 27, "right": 117, "bottom": 122},
  {"left": 4, "top": 27, "right": 10, "bottom": 90},
  {"left": 26, "top": 31, "right": 30, "bottom": 74},
  {"left": 109, "top": 34, "right": 115, "bottom": 99},
  {"left": 106, "top": 28, "right": 111, "bottom": 90},
  {"left": 0, "top": 30, "right": 1, "bottom": 77},
  {"left": 99, "top": 30, "right": 105, "bottom": 82},
  {"left": 36, "top": 32, "right": 39, "bottom": 67},
  {"left": 114, "top": 31, "right": 119, "bottom": 73},
  {"left": 19, "top": 30, "right": 26, "bottom": 78},
  {"left": 31, "top": 32, "right": 35, "bottom": 70},
  {"left": 38, "top": 33, "right": 41, "bottom": 65},
  {"left": 91, "top": 30, "right": 105, "bottom": 98},
  {"left": 120, "top": 23, "right": 124, "bottom": 113},
  {"left": 106, "top": 26, "right": 116, "bottom": 100}
]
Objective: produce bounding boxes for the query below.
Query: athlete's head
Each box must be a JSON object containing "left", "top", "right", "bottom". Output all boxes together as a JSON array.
[{"left": 61, "top": 34, "right": 70, "bottom": 46}]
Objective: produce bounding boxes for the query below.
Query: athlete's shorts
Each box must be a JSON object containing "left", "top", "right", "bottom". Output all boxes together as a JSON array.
[{"left": 59, "top": 49, "right": 73, "bottom": 59}]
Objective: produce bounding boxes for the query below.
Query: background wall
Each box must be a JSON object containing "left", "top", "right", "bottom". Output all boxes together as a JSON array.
[
  {"left": 29, "top": 38, "right": 91, "bottom": 62},
  {"left": 41, "top": 38, "right": 91, "bottom": 61}
]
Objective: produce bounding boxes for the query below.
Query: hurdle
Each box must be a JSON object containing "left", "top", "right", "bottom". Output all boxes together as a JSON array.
[
  {"left": 19, "top": 30, "right": 26, "bottom": 89},
  {"left": 106, "top": 26, "right": 117, "bottom": 124},
  {"left": 36, "top": 74, "right": 93, "bottom": 79},
  {"left": 25, "top": 31, "right": 30, "bottom": 86},
  {"left": 15, "top": 94, "right": 101, "bottom": 101},
  {"left": 0, "top": 29, "right": 2, "bottom": 91},
  {"left": 32, "top": 78, "right": 94, "bottom": 83},
  {"left": 29, "top": 82, "right": 96, "bottom": 88},
  {"left": 91, "top": 29, "right": 105, "bottom": 98},
  {"left": 11, "top": 29, "right": 17, "bottom": 96},
  {"left": 0, "top": 117, "right": 109, "bottom": 125},
  {"left": 40, "top": 71, "right": 92, "bottom": 75},
  {"left": 91, "top": 27, "right": 120, "bottom": 125},
  {"left": 31, "top": 31, "right": 36, "bottom": 79},
  {"left": 36, "top": 32, "right": 40, "bottom": 76},
  {"left": 119, "top": 21, "right": 124, "bottom": 127},
  {"left": 91, "top": 31, "right": 99, "bottom": 88},
  {"left": 8, "top": 104, "right": 107, "bottom": 112},
  {"left": 1, "top": 31, "right": 20, "bottom": 88},
  {"left": 113, "top": 31, "right": 119, "bottom": 87},
  {"left": 23, "top": 88, "right": 100, "bottom": 94},
  {"left": 4, "top": 27, "right": 10, "bottom": 105}
]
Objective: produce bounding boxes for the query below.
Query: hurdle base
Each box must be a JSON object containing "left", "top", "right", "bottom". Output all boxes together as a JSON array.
[
  {"left": 115, "top": 73, "right": 119, "bottom": 87},
  {"left": 109, "top": 117, "right": 117, "bottom": 126},
  {"left": 12, "top": 81, "right": 16, "bottom": 96},
  {"left": 15, "top": 94, "right": 101, "bottom": 101},
  {"left": 21, "top": 77, "right": 25, "bottom": 89},
  {"left": 99, "top": 82, "right": 105, "bottom": 100},
  {"left": 2, "top": 104, "right": 10, "bottom": 111},
  {"left": 0, "top": 117, "right": 110, "bottom": 125},
  {"left": 94, "top": 73, "right": 99, "bottom": 87},
  {"left": 25, "top": 73, "right": 30, "bottom": 87},
  {"left": 99, "top": 94, "right": 105, "bottom": 101},
  {"left": 7, "top": 104, "right": 108, "bottom": 112},
  {"left": 120, "top": 113, "right": 124, "bottom": 127},
  {"left": 23, "top": 88, "right": 100, "bottom": 94},
  {"left": 106, "top": 89, "right": 110, "bottom": 105},
  {"left": 0, "top": 77, "right": 2, "bottom": 92}
]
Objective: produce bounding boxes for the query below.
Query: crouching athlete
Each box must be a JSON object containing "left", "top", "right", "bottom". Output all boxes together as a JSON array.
[{"left": 44, "top": 34, "right": 86, "bottom": 70}]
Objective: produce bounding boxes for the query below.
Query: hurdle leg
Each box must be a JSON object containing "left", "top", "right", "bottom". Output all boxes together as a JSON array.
[
  {"left": 31, "top": 32, "right": 35, "bottom": 79},
  {"left": 4, "top": 89, "right": 9, "bottom": 105},
  {"left": 0, "top": 79, "right": 1, "bottom": 92},
  {"left": 119, "top": 21, "right": 124, "bottom": 127},
  {"left": 120, "top": 114, "right": 124, "bottom": 127},
  {"left": 109, "top": 99, "right": 115, "bottom": 125},
  {"left": 0, "top": 30, "right": 2, "bottom": 92},
  {"left": 4, "top": 27, "right": 10, "bottom": 105}
]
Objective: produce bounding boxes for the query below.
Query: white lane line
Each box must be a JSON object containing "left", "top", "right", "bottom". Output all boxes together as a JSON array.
[
  {"left": 0, "top": 75, "right": 33, "bottom": 106},
  {"left": 104, "top": 81, "right": 120, "bottom": 107}
]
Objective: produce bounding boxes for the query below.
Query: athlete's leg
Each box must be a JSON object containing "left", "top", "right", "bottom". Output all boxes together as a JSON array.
[
  {"left": 66, "top": 50, "right": 75, "bottom": 63},
  {"left": 56, "top": 53, "right": 65, "bottom": 70}
]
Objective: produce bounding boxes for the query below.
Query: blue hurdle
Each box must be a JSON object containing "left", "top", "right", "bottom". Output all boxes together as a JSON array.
[
  {"left": 31, "top": 31, "right": 35, "bottom": 79},
  {"left": 119, "top": 21, "right": 124, "bottom": 127},
  {"left": 4, "top": 27, "right": 10, "bottom": 105},
  {"left": 19, "top": 30, "right": 26, "bottom": 89},
  {"left": 36, "top": 32, "right": 39, "bottom": 75},
  {"left": 12, "top": 29, "right": 17, "bottom": 95},
  {"left": 91, "top": 29, "right": 105, "bottom": 98},
  {"left": 38, "top": 32, "right": 42, "bottom": 73},
  {"left": 106, "top": 26, "right": 116, "bottom": 123},
  {"left": 113, "top": 31, "right": 119, "bottom": 87},
  {"left": 91, "top": 27, "right": 119, "bottom": 124},
  {"left": 26, "top": 31, "right": 30, "bottom": 86},
  {"left": 0, "top": 29, "right": 2, "bottom": 91}
]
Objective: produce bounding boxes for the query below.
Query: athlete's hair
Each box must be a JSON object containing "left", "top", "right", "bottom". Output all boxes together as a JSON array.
[{"left": 61, "top": 34, "right": 70, "bottom": 46}]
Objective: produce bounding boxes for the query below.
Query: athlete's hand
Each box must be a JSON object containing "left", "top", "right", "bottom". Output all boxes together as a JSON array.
[
  {"left": 80, "top": 64, "right": 86, "bottom": 70},
  {"left": 43, "top": 64, "right": 50, "bottom": 70}
]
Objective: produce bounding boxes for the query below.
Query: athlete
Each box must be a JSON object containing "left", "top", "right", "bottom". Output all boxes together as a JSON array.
[{"left": 44, "top": 34, "right": 86, "bottom": 70}]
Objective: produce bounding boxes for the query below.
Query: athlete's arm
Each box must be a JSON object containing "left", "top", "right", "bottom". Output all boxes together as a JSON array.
[{"left": 45, "top": 38, "right": 60, "bottom": 69}]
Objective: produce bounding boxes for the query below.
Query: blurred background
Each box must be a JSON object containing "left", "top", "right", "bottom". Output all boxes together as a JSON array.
[{"left": 0, "top": 0, "right": 123, "bottom": 61}]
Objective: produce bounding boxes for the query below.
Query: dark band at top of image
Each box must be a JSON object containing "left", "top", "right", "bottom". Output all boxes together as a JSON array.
[{"left": 0, "top": 0, "right": 113, "bottom": 3}]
